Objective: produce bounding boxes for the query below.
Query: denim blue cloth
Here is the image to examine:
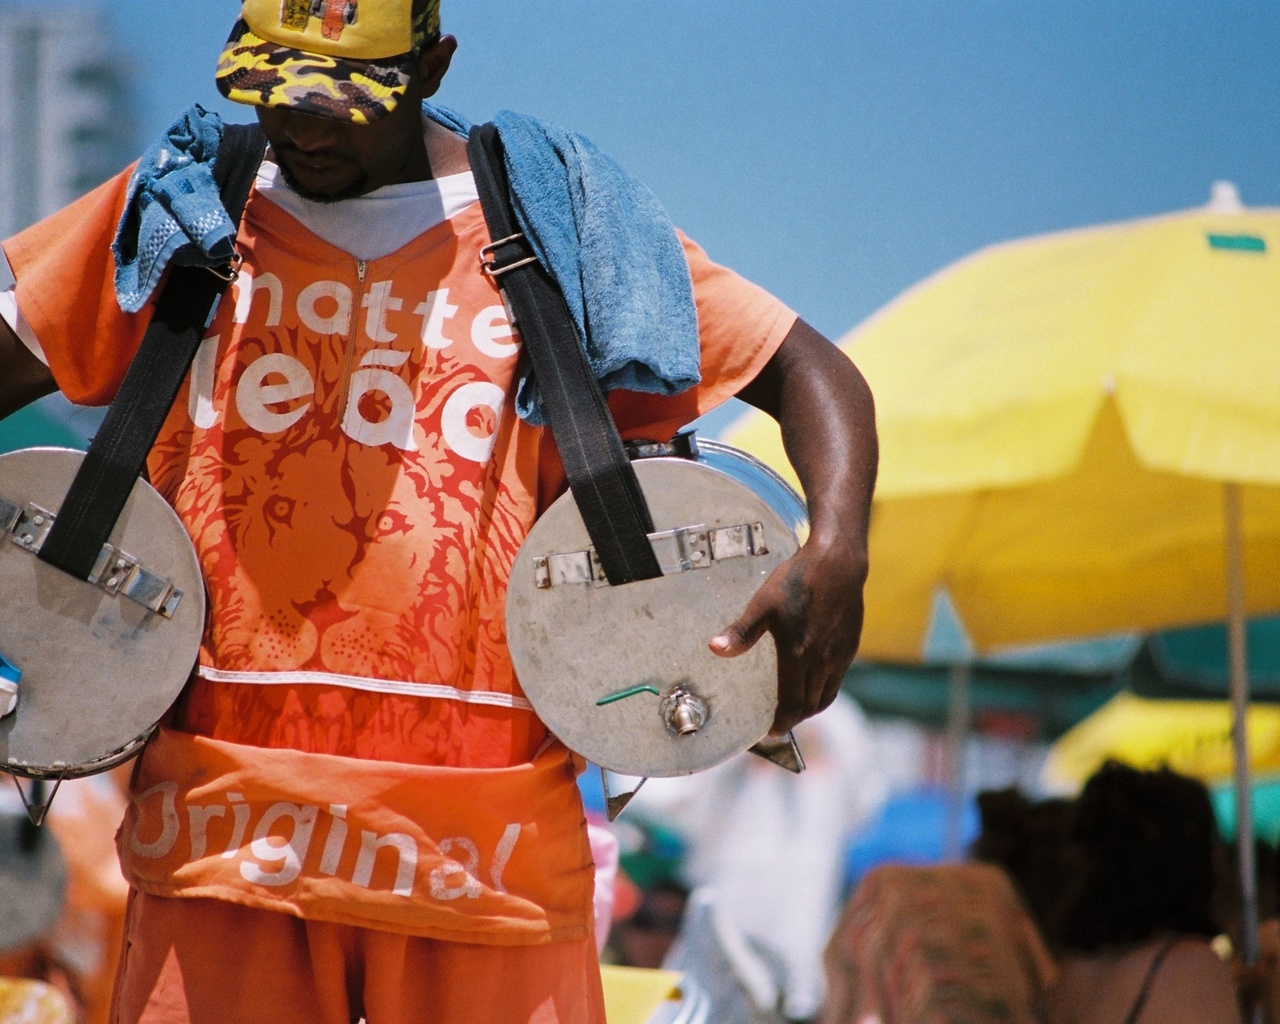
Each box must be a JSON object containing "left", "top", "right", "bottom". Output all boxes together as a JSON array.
[
  {"left": 113, "top": 105, "right": 239, "bottom": 314},
  {"left": 425, "top": 104, "right": 701, "bottom": 423},
  {"left": 112, "top": 103, "right": 701, "bottom": 422}
]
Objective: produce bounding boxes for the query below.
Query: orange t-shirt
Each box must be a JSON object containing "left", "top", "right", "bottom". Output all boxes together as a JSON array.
[{"left": 4, "top": 168, "right": 797, "bottom": 774}]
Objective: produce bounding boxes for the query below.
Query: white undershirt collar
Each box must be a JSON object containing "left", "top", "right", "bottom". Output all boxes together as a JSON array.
[{"left": 253, "top": 161, "right": 479, "bottom": 262}]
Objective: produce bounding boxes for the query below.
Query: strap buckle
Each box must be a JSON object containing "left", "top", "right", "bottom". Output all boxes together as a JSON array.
[
  {"left": 480, "top": 233, "right": 540, "bottom": 280},
  {"left": 206, "top": 249, "right": 244, "bottom": 284}
]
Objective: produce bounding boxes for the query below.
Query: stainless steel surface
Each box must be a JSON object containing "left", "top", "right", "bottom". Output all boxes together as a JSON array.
[
  {"left": 10, "top": 773, "right": 61, "bottom": 826},
  {"left": 602, "top": 769, "right": 648, "bottom": 822},
  {"left": 747, "top": 731, "right": 805, "bottom": 774},
  {"left": 0, "top": 448, "right": 205, "bottom": 779},
  {"left": 507, "top": 441, "right": 807, "bottom": 778},
  {"left": 87, "top": 541, "right": 185, "bottom": 617}
]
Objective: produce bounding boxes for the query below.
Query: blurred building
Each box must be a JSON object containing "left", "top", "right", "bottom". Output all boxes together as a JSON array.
[{"left": 0, "top": 4, "right": 134, "bottom": 245}]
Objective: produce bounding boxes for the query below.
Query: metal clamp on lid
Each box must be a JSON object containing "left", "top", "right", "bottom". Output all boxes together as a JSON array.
[
  {"left": 0, "top": 495, "right": 20, "bottom": 535},
  {"left": 86, "top": 543, "right": 185, "bottom": 618},
  {"left": 2, "top": 497, "right": 185, "bottom": 618},
  {"left": 624, "top": 430, "right": 700, "bottom": 462},
  {"left": 533, "top": 520, "right": 768, "bottom": 589}
]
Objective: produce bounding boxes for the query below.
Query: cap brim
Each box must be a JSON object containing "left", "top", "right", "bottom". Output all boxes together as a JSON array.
[{"left": 215, "top": 20, "right": 414, "bottom": 125}]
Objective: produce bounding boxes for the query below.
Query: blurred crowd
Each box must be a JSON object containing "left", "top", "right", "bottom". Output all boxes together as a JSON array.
[
  {"left": 594, "top": 703, "right": 1280, "bottom": 1024},
  {"left": 0, "top": 767, "right": 130, "bottom": 1024},
  {"left": 9, "top": 702, "right": 1280, "bottom": 1024}
]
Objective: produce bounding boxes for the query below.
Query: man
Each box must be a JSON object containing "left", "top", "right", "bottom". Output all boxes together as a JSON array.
[{"left": 0, "top": 1, "right": 877, "bottom": 1020}]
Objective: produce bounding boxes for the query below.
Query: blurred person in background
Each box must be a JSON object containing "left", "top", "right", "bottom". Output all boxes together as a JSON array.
[
  {"left": 820, "top": 860, "right": 1056, "bottom": 1024},
  {"left": 971, "top": 786, "right": 1075, "bottom": 956},
  {"left": 1231, "top": 843, "right": 1280, "bottom": 1023},
  {"left": 607, "top": 878, "right": 689, "bottom": 971},
  {"left": 1040, "top": 760, "right": 1241, "bottom": 1024},
  {"left": 628, "top": 691, "right": 890, "bottom": 1020},
  {"left": 0, "top": 770, "right": 130, "bottom": 1024}
]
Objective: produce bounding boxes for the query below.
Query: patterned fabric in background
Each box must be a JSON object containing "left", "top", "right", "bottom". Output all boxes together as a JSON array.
[{"left": 822, "top": 862, "right": 1057, "bottom": 1024}]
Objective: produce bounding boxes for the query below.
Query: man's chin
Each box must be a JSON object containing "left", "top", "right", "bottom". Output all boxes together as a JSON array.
[{"left": 278, "top": 164, "right": 370, "bottom": 204}]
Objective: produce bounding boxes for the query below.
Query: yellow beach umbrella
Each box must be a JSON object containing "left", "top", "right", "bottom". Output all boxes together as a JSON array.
[
  {"left": 728, "top": 183, "right": 1280, "bottom": 659},
  {"left": 1042, "top": 692, "right": 1280, "bottom": 791},
  {"left": 724, "top": 182, "right": 1280, "bottom": 957}
]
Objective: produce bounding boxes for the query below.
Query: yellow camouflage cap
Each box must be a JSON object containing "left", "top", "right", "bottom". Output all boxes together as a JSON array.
[{"left": 215, "top": 0, "right": 441, "bottom": 125}]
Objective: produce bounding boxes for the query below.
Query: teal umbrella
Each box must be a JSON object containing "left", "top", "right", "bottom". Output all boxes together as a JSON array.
[
  {"left": 842, "top": 608, "right": 1140, "bottom": 741},
  {"left": 0, "top": 402, "right": 88, "bottom": 454},
  {"left": 1133, "top": 618, "right": 1280, "bottom": 700},
  {"left": 845, "top": 618, "right": 1280, "bottom": 861},
  {"left": 843, "top": 660, "right": 1122, "bottom": 741},
  {"left": 843, "top": 625, "right": 1140, "bottom": 857},
  {"left": 843, "top": 617, "right": 1280, "bottom": 738}
]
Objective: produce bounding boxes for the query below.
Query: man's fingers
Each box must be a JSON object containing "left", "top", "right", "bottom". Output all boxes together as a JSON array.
[
  {"left": 771, "top": 658, "right": 844, "bottom": 735},
  {"left": 713, "top": 553, "right": 855, "bottom": 731},
  {"left": 771, "top": 707, "right": 801, "bottom": 736},
  {"left": 770, "top": 641, "right": 810, "bottom": 733},
  {"left": 808, "top": 670, "right": 843, "bottom": 722},
  {"left": 709, "top": 601, "right": 771, "bottom": 658}
]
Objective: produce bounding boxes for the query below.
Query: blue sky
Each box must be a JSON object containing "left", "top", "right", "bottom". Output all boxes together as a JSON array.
[{"left": 97, "top": 0, "right": 1279, "bottom": 350}]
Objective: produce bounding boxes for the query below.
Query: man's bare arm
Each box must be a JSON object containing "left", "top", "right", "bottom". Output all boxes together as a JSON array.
[
  {"left": 711, "top": 318, "right": 878, "bottom": 734},
  {"left": 0, "top": 316, "right": 57, "bottom": 420}
]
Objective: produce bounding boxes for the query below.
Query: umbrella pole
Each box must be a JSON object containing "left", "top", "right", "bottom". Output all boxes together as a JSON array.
[
  {"left": 944, "top": 659, "right": 971, "bottom": 859},
  {"left": 1225, "top": 482, "right": 1259, "bottom": 967}
]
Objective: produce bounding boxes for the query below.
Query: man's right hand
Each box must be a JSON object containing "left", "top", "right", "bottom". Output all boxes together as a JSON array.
[{"left": 0, "top": 313, "right": 57, "bottom": 419}]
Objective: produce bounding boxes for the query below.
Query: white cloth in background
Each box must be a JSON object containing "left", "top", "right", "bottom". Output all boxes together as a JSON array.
[{"left": 633, "top": 693, "right": 891, "bottom": 1021}]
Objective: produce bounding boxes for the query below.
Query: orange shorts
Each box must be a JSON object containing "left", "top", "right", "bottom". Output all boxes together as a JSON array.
[{"left": 109, "top": 892, "right": 606, "bottom": 1024}]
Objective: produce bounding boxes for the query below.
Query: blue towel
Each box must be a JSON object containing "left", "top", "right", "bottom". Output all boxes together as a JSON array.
[
  {"left": 112, "top": 104, "right": 701, "bottom": 423},
  {"left": 425, "top": 104, "right": 700, "bottom": 423},
  {"left": 113, "top": 105, "right": 240, "bottom": 314}
]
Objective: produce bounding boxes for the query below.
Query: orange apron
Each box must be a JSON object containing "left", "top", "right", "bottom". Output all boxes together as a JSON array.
[{"left": 118, "top": 728, "right": 593, "bottom": 945}]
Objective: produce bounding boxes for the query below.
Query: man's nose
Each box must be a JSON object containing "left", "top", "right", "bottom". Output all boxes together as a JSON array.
[{"left": 280, "top": 110, "right": 343, "bottom": 151}]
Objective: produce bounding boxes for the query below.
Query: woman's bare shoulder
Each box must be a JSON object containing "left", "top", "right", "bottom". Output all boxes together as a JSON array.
[
  {"left": 1143, "top": 940, "right": 1242, "bottom": 1024},
  {"left": 1043, "top": 940, "right": 1242, "bottom": 1024}
]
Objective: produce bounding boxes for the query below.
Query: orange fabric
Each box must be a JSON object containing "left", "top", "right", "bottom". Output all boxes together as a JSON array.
[
  {"left": 4, "top": 169, "right": 794, "bottom": 943},
  {"left": 109, "top": 891, "right": 606, "bottom": 1024},
  {"left": 159, "top": 195, "right": 550, "bottom": 769},
  {"left": 3, "top": 165, "right": 145, "bottom": 406},
  {"left": 5, "top": 186, "right": 794, "bottom": 773},
  {"left": 118, "top": 727, "right": 593, "bottom": 944}
]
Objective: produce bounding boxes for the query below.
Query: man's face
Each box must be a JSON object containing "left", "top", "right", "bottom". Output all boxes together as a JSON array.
[
  {"left": 253, "top": 35, "right": 457, "bottom": 202},
  {"left": 256, "top": 83, "right": 430, "bottom": 202}
]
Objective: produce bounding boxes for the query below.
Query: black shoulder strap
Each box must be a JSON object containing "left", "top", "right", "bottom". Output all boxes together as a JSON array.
[
  {"left": 1123, "top": 936, "right": 1181, "bottom": 1024},
  {"left": 38, "top": 122, "right": 267, "bottom": 580},
  {"left": 465, "top": 122, "right": 662, "bottom": 586}
]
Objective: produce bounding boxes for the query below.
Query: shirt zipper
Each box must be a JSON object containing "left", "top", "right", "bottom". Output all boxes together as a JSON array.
[{"left": 336, "top": 258, "right": 368, "bottom": 422}]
